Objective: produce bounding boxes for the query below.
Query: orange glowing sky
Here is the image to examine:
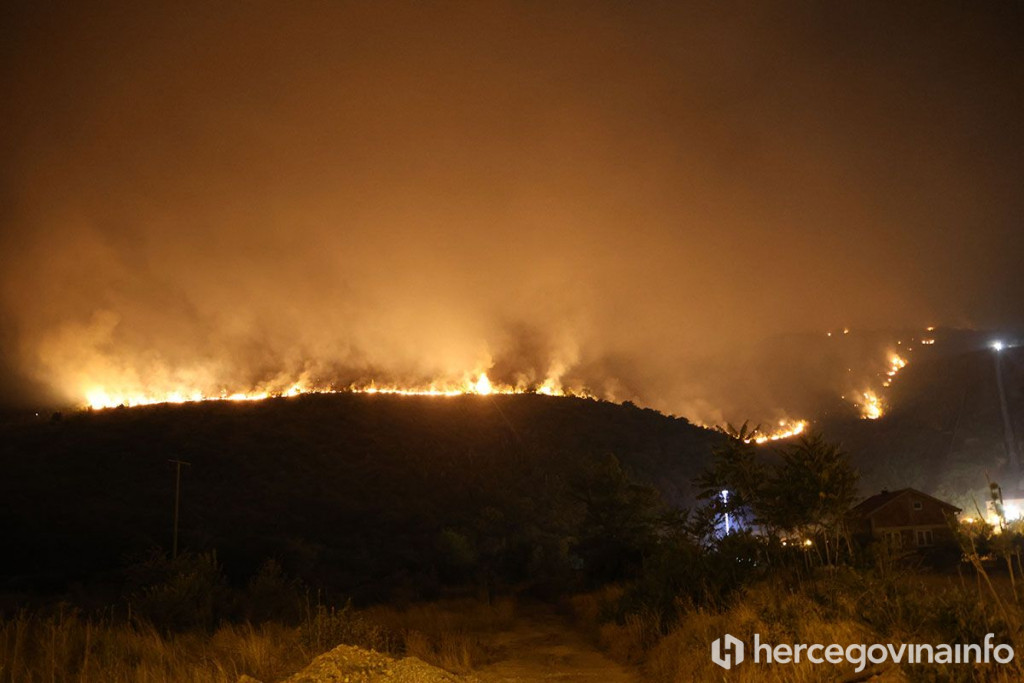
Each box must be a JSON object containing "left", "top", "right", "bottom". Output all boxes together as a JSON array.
[{"left": 0, "top": 2, "right": 1022, "bottom": 421}]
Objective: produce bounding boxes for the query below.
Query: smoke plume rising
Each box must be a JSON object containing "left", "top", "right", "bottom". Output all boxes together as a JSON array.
[{"left": 1, "top": 2, "right": 1022, "bottom": 421}]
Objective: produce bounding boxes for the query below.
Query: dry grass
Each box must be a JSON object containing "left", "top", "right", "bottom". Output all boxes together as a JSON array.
[
  {"left": 0, "top": 609, "right": 308, "bottom": 683},
  {"left": 564, "top": 569, "right": 1024, "bottom": 682},
  {"left": 363, "top": 597, "right": 517, "bottom": 673},
  {"left": 0, "top": 596, "right": 522, "bottom": 681},
  {"left": 637, "top": 572, "right": 1024, "bottom": 682},
  {"left": 566, "top": 584, "right": 624, "bottom": 627},
  {"left": 300, "top": 602, "right": 398, "bottom": 656},
  {"left": 643, "top": 590, "right": 875, "bottom": 682},
  {"left": 597, "top": 608, "right": 662, "bottom": 665}
]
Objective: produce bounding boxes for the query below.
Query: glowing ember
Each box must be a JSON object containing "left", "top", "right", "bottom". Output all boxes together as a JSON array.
[
  {"left": 887, "top": 353, "right": 908, "bottom": 377},
  {"left": 881, "top": 352, "right": 908, "bottom": 388}
]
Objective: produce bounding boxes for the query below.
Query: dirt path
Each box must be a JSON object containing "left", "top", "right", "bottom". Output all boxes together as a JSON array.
[{"left": 473, "top": 607, "right": 638, "bottom": 682}]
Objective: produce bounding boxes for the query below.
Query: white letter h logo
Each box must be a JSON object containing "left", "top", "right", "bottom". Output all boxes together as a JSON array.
[{"left": 712, "top": 633, "right": 745, "bottom": 669}]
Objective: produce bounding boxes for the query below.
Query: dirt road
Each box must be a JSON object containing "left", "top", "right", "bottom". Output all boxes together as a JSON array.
[{"left": 473, "top": 607, "right": 638, "bottom": 682}]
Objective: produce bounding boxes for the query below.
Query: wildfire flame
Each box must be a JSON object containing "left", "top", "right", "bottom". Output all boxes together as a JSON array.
[
  {"left": 855, "top": 350, "right": 909, "bottom": 419},
  {"left": 699, "top": 418, "right": 809, "bottom": 443},
  {"left": 474, "top": 373, "right": 493, "bottom": 395},
  {"left": 859, "top": 390, "right": 883, "bottom": 420},
  {"left": 82, "top": 371, "right": 588, "bottom": 410},
  {"left": 749, "top": 419, "right": 808, "bottom": 444},
  {"left": 880, "top": 352, "right": 907, "bottom": 388}
]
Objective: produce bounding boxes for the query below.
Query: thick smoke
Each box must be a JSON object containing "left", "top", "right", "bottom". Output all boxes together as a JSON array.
[{"left": 1, "top": 2, "right": 1022, "bottom": 419}]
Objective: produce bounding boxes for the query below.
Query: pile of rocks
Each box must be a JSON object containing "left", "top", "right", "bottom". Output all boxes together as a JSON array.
[{"left": 239, "top": 643, "right": 472, "bottom": 683}]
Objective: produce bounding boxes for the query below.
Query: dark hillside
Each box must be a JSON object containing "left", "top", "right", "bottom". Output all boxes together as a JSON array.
[
  {"left": 822, "top": 345, "right": 1024, "bottom": 506},
  {"left": 1, "top": 393, "right": 722, "bottom": 599}
]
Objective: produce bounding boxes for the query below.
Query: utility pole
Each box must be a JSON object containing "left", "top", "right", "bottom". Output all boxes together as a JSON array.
[
  {"left": 168, "top": 459, "right": 191, "bottom": 559},
  {"left": 991, "top": 343, "right": 1020, "bottom": 492}
]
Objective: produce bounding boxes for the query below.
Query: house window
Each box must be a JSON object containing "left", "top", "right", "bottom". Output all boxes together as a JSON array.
[
  {"left": 913, "top": 501, "right": 923, "bottom": 510},
  {"left": 916, "top": 529, "right": 934, "bottom": 547},
  {"left": 884, "top": 531, "right": 902, "bottom": 547}
]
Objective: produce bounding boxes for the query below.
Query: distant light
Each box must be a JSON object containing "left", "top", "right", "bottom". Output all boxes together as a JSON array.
[
  {"left": 1005, "top": 503, "right": 1021, "bottom": 521},
  {"left": 803, "top": 539, "right": 813, "bottom": 547},
  {"left": 992, "top": 341, "right": 1005, "bottom": 352}
]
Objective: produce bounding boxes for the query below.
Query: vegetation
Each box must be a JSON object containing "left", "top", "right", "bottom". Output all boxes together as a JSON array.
[
  {"left": 6, "top": 391, "right": 1024, "bottom": 680},
  {"left": 570, "top": 429, "right": 1024, "bottom": 681},
  {"left": 0, "top": 560, "right": 519, "bottom": 681},
  {"left": 0, "top": 610, "right": 305, "bottom": 683},
  {"left": 696, "top": 426, "right": 859, "bottom": 564},
  {"left": 0, "top": 393, "right": 720, "bottom": 602}
]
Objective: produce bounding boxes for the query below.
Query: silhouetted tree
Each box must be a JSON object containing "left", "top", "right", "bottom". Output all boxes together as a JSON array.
[
  {"left": 570, "top": 454, "right": 668, "bottom": 581},
  {"left": 694, "top": 422, "right": 772, "bottom": 538},
  {"left": 766, "top": 433, "right": 859, "bottom": 564},
  {"left": 695, "top": 427, "right": 859, "bottom": 566}
]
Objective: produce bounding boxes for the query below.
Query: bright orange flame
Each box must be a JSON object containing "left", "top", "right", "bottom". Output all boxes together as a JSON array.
[
  {"left": 750, "top": 419, "right": 808, "bottom": 444},
  {"left": 81, "top": 369, "right": 591, "bottom": 410},
  {"left": 474, "top": 373, "right": 493, "bottom": 395},
  {"left": 860, "top": 390, "right": 883, "bottom": 420},
  {"left": 699, "top": 418, "right": 809, "bottom": 443},
  {"left": 853, "top": 350, "right": 907, "bottom": 418},
  {"left": 887, "top": 353, "right": 907, "bottom": 377}
]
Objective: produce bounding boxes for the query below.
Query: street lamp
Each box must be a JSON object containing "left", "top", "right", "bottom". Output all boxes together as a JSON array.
[{"left": 990, "top": 341, "right": 1019, "bottom": 491}]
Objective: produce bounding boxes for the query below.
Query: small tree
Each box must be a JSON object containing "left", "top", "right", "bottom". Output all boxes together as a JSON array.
[
  {"left": 766, "top": 434, "right": 859, "bottom": 565},
  {"left": 570, "top": 454, "right": 669, "bottom": 582},
  {"left": 695, "top": 428, "right": 859, "bottom": 566},
  {"left": 694, "top": 422, "right": 772, "bottom": 536}
]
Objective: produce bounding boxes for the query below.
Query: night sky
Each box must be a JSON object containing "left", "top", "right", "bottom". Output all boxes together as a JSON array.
[{"left": 1, "top": 2, "right": 1022, "bottom": 418}]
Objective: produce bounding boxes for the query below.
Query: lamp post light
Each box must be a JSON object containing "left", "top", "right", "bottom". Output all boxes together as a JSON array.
[
  {"left": 721, "top": 489, "right": 730, "bottom": 534},
  {"left": 991, "top": 341, "right": 1020, "bottom": 491}
]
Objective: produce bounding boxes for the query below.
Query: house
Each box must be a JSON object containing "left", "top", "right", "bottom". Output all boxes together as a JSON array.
[{"left": 847, "top": 488, "right": 961, "bottom": 550}]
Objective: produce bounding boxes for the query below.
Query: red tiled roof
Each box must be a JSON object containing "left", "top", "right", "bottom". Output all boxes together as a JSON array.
[{"left": 850, "top": 488, "right": 961, "bottom": 517}]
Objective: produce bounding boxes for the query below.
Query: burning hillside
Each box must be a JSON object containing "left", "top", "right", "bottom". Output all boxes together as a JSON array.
[
  {"left": 61, "top": 324, "right": 991, "bottom": 448},
  {"left": 81, "top": 371, "right": 591, "bottom": 411},
  {"left": 0, "top": 389, "right": 726, "bottom": 593}
]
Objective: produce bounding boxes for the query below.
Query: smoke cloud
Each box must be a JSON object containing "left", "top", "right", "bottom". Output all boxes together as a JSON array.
[{"left": 1, "top": 2, "right": 1022, "bottom": 419}]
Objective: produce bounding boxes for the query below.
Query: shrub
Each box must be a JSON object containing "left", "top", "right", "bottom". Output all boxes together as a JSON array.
[
  {"left": 128, "top": 551, "right": 230, "bottom": 633},
  {"left": 300, "top": 601, "right": 398, "bottom": 656}
]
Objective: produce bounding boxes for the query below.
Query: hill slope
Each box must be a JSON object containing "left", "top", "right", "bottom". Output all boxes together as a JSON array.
[
  {"left": 1, "top": 393, "right": 722, "bottom": 597},
  {"left": 820, "top": 344, "right": 1024, "bottom": 507}
]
